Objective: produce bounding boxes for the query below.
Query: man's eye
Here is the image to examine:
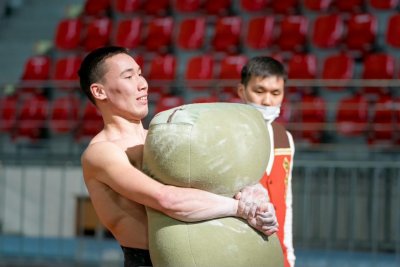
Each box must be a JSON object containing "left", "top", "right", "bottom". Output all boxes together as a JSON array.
[{"left": 125, "top": 76, "right": 132, "bottom": 79}]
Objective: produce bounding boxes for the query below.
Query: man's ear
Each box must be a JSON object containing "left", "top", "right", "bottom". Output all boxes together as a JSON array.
[
  {"left": 237, "top": 83, "right": 246, "bottom": 101},
  {"left": 90, "top": 83, "right": 107, "bottom": 101}
]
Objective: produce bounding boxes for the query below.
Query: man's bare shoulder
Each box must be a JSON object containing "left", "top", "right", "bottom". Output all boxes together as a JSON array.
[{"left": 81, "top": 141, "right": 127, "bottom": 174}]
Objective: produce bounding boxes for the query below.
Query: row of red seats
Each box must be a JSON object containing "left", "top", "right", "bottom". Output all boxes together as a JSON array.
[
  {"left": 54, "top": 12, "right": 400, "bottom": 54},
  {"left": 145, "top": 92, "right": 400, "bottom": 145},
  {"left": 83, "top": 0, "right": 399, "bottom": 17},
  {"left": 1, "top": 91, "right": 399, "bottom": 145},
  {"left": 0, "top": 94, "right": 101, "bottom": 142},
  {"left": 20, "top": 52, "right": 400, "bottom": 98}
]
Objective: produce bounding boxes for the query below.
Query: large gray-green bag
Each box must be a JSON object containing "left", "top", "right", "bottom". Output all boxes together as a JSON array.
[{"left": 142, "top": 103, "right": 284, "bottom": 267}]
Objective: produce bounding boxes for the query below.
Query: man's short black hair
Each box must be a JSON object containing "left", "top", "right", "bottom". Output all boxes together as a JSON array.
[
  {"left": 78, "top": 46, "right": 130, "bottom": 105},
  {"left": 240, "top": 56, "right": 286, "bottom": 86}
]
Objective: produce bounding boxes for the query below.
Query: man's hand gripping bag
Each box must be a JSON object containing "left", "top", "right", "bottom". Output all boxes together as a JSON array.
[{"left": 143, "top": 103, "right": 284, "bottom": 267}]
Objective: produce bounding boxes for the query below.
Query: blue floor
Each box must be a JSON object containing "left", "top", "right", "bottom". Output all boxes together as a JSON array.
[{"left": 1, "top": 236, "right": 399, "bottom": 267}]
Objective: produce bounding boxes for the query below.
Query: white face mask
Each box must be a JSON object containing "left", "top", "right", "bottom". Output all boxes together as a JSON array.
[{"left": 248, "top": 103, "right": 281, "bottom": 122}]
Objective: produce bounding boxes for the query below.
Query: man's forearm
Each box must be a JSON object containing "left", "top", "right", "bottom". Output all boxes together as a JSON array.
[{"left": 158, "top": 185, "right": 239, "bottom": 222}]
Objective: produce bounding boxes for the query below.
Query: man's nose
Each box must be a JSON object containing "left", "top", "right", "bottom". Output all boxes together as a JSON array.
[
  {"left": 262, "top": 95, "right": 272, "bottom": 106},
  {"left": 138, "top": 77, "right": 148, "bottom": 91}
]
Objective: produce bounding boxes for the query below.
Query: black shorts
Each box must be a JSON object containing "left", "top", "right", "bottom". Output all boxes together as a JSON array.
[{"left": 121, "top": 246, "right": 152, "bottom": 267}]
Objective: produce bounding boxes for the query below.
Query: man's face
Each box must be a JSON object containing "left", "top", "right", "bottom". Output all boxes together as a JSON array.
[
  {"left": 237, "top": 75, "right": 285, "bottom": 107},
  {"left": 100, "top": 53, "right": 149, "bottom": 120}
]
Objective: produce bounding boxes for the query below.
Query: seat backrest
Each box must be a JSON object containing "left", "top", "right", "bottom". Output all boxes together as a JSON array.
[
  {"left": 50, "top": 95, "right": 80, "bottom": 134},
  {"left": 144, "top": 0, "right": 170, "bottom": 16},
  {"left": 369, "top": 0, "right": 399, "bottom": 9},
  {"left": 333, "top": 0, "right": 365, "bottom": 12},
  {"left": 240, "top": 0, "right": 268, "bottom": 11},
  {"left": 0, "top": 95, "right": 17, "bottom": 132},
  {"left": 173, "top": 0, "right": 201, "bottom": 12},
  {"left": 362, "top": 53, "right": 395, "bottom": 79},
  {"left": 21, "top": 55, "right": 51, "bottom": 81},
  {"left": 114, "top": 0, "right": 142, "bottom": 14},
  {"left": 114, "top": 18, "right": 142, "bottom": 49},
  {"left": 186, "top": 55, "right": 215, "bottom": 80},
  {"left": 177, "top": 17, "right": 206, "bottom": 50},
  {"left": 145, "top": 17, "right": 174, "bottom": 52},
  {"left": 312, "top": 14, "right": 344, "bottom": 48},
  {"left": 386, "top": 14, "right": 400, "bottom": 48},
  {"left": 83, "top": 0, "right": 111, "bottom": 17},
  {"left": 288, "top": 54, "right": 317, "bottom": 79},
  {"left": 218, "top": 55, "right": 248, "bottom": 79},
  {"left": 322, "top": 53, "right": 354, "bottom": 81},
  {"left": 204, "top": 0, "right": 231, "bottom": 15},
  {"left": 270, "top": 0, "right": 299, "bottom": 14},
  {"left": 345, "top": 14, "right": 377, "bottom": 52},
  {"left": 276, "top": 15, "right": 308, "bottom": 51},
  {"left": 53, "top": 56, "right": 82, "bottom": 81},
  {"left": 336, "top": 94, "right": 369, "bottom": 136},
  {"left": 82, "top": 17, "right": 112, "bottom": 51},
  {"left": 55, "top": 18, "right": 83, "bottom": 51},
  {"left": 304, "top": 0, "right": 333, "bottom": 11},
  {"left": 148, "top": 55, "right": 176, "bottom": 80},
  {"left": 211, "top": 16, "right": 242, "bottom": 53},
  {"left": 245, "top": 16, "right": 275, "bottom": 49}
]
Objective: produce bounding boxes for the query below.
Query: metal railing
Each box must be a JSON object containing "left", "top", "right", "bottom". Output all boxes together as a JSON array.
[{"left": 0, "top": 160, "right": 399, "bottom": 264}]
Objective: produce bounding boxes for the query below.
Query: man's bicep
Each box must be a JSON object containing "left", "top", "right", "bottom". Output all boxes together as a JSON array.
[{"left": 83, "top": 143, "right": 165, "bottom": 209}]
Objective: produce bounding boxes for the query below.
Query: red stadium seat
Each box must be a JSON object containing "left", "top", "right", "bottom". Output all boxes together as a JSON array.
[
  {"left": 49, "top": 95, "right": 80, "bottom": 134},
  {"left": 75, "top": 101, "right": 103, "bottom": 141},
  {"left": 54, "top": 18, "right": 83, "bottom": 51},
  {"left": 211, "top": 16, "right": 242, "bottom": 53},
  {"left": 322, "top": 53, "right": 354, "bottom": 90},
  {"left": 288, "top": 54, "right": 317, "bottom": 80},
  {"left": 344, "top": 14, "right": 377, "bottom": 54},
  {"left": 83, "top": 0, "right": 111, "bottom": 17},
  {"left": 13, "top": 95, "right": 49, "bottom": 142},
  {"left": 185, "top": 55, "right": 215, "bottom": 90},
  {"left": 368, "top": 95, "right": 396, "bottom": 144},
  {"left": 144, "top": 0, "right": 170, "bottom": 16},
  {"left": 361, "top": 53, "right": 395, "bottom": 97},
  {"left": 204, "top": 0, "right": 231, "bottom": 15},
  {"left": 311, "top": 14, "right": 344, "bottom": 49},
  {"left": 21, "top": 55, "right": 51, "bottom": 81},
  {"left": 296, "top": 93, "right": 326, "bottom": 143},
  {"left": 114, "top": 0, "right": 141, "bottom": 14},
  {"left": 177, "top": 17, "right": 206, "bottom": 50},
  {"left": 336, "top": 94, "right": 369, "bottom": 137},
  {"left": 219, "top": 55, "right": 248, "bottom": 80},
  {"left": 148, "top": 55, "right": 176, "bottom": 81},
  {"left": 145, "top": 17, "right": 173, "bottom": 53},
  {"left": 333, "top": 0, "right": 365, "bottom": 13},
  {"left": 369, "top": 0, "right": 399, "bottom": 9},
  {"left": 218, "top": 55, "right": 248, "bottom": 95},
  {"left": 245, "top": 16, "right": 275, "bottom": 50},
  {"left": 304, "top": 0, "right": 333, "bottom": 11},
  {"left": 148, "top": 55, "right": 176, "bottom": 100},
  {"left": 386, "top": 14, "right": 400, "bottom": 49},
  {"left": 154, "top": 95, "right": 185, "bottom": 114},
  {"left": 276, "top": 15, "right": 308, "bottom": 52},
  {"left": 173, "top": 0, "right": 201, "bottom": 12},
  {"left": 82, "top": 17, "right": 112, "bottom": 52},
  {"left": 271, "top": 0, "right": 299, "bottom": 14},
  {"left": 186, "top": 55, "right": 215, "bottom": 81},
  {"left": 114, "top": 18, "right": 142, "bottom": 49},
  {"left": 240, "top": 0, "right": 268, "bottom": 11},
  {"left": 0, "top": 95, "right": 17, "bottom": 133},
  {"left": 53, "top": 56, "right": 82, "bottom": 81}
]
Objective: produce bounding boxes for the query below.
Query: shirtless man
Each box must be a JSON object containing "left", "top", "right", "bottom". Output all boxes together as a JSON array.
[{"left": 78, "top": 46, "right": 278, "bottom": 267}]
